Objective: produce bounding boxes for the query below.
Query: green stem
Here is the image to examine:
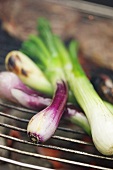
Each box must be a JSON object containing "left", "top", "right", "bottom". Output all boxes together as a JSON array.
[
  {"left": 69, "top": 113, "right": 91, "bottom": 136},
  {"left": 37, "top": 18, "right": 57, "bottom": 56},
  {"left": 21, "top": 35, "right": 51, "bottom": 67}
]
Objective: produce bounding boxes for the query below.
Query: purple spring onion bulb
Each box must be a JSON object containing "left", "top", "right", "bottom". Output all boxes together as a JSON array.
[
  {"left": 27, "top": 81, "right": 68, "bottom": 143},
  {"left": 0, "top": 71, "right": 51, "bottom": 110}
]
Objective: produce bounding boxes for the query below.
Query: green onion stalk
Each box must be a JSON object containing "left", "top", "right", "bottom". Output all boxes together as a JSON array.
[{"left": 54, "top": 36, "right": 113, "bottom": 156}]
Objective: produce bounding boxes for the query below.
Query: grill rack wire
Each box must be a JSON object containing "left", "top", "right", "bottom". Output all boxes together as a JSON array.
[
  {"left": 1, "top": 101, "right": 113, "bottom": 170},
  {"left": 0, "top": 3, "right": 113, "bottom": 169}
]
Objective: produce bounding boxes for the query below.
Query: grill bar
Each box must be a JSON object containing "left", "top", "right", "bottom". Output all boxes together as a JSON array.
[
  {"left": 1, "top": 132, "right": 113, "bottom": 161},
  {"left": 0, "top": 156, "right": 54, "bottom": 170},
  {"left": 0, "top": 121, "right": 91, "bottom": 145},
  {"left": 0, "top": 144, "right": 113, "bottom": 170},
  {"left": 0, "top": 103, "right": 86, "bottom": 135},
  {"left": 0, "top": 101, "right": 36, "bottom": 114},
  {"left": 0, "top": 111, "right": 29, "bottom": 123}
]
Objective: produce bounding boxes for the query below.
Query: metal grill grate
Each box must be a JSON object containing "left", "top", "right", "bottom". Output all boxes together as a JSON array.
[
  {"left": 0, "top": 101, "right": 113, "bottom": 170},
  {"left": 0, "top": 2, "right": 113, "bottom": 169}
]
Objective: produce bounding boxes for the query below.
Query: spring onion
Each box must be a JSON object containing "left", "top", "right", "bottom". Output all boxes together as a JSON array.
[
  {"left": 5, "top": 51, "right": 52, "bottom": 95},
  {"left": 54, "top": 35, "right": 113, "bottom": 155},
  {"left": 27, "top": 80, "right": 68, "bottom": 143}
]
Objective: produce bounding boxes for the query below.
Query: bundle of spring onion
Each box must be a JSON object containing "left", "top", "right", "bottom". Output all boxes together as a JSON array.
[
  {"left": 5, "top": 50, "right": 90, "bottom": 133},
  {"left": 5, "top": 18, "right": 113, "bottom": 155}
]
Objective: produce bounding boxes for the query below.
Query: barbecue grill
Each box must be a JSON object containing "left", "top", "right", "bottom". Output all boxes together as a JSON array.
[{"left": 1, "top": 0, "right": 113, "bottom": 169}]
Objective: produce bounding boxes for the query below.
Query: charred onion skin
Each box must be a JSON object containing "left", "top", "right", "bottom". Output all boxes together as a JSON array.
[
  {"left": 91, "top": 69, "right": 113, "bottom": 104},
  {"left": 5, "top": 51, "right": 52, "bottom": 95}
]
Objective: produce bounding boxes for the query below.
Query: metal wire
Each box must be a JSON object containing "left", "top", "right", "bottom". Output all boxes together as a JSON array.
[
  {"left": 0, "top": 102, "right": 113, "bottom": 169},
  {"left": 0, "top": 156, "right": 54, "bottom": 170}
]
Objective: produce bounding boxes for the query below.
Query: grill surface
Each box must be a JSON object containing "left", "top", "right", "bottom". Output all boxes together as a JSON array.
[
  {"left": 0, "top": 2, "right": 113, "bottom": 169},
  {"left": 1, "top": 101, "right": 113, "bottom": 170}
]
